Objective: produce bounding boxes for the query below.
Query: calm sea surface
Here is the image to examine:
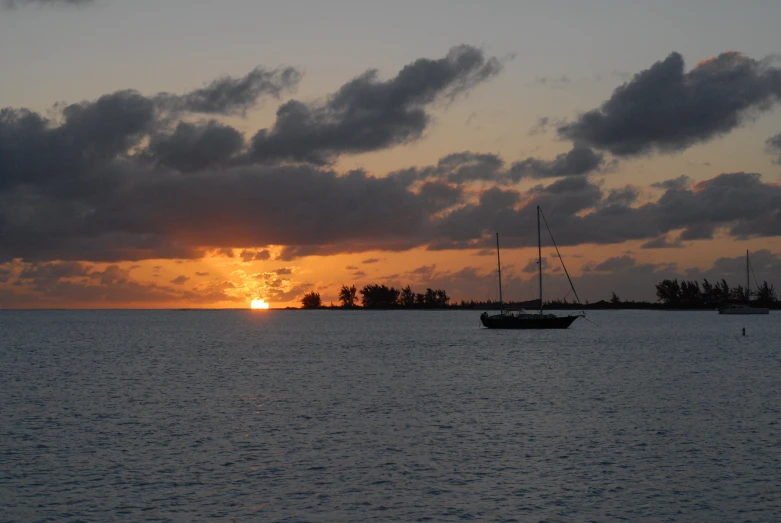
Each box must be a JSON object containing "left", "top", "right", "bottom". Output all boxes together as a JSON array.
[{"left": 1, "top": 310, "right": 779, "bottom": 522}]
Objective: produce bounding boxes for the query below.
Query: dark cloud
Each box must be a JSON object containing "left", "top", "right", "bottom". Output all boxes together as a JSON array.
[
  {"left": 5, "top": 55, "right": 781, "bottom": 268},
  {"left": 0, "top": 93, "right": 154, "bottom": 190},
  {"left": 195, "top": 271, "right": 210, "bottom": 276},
  {"left": 641, "top": 235, "right": 683, "bottom": 249},
  {"left": 362, "top": 258, "right": 381, "bottom": 264},
  {"left": 0, "top": 64, "right": 298, "bottom": 188},
  {"left": 509, "top": 145, "right": 604, "bottom": 179},
  {"left": 593, "top": 255, "right": 636, "bottom": 272},
  {"left": 171, "top": 275, "right": 190, "bottom": 285},
  {"left": 431, "top": 170, "right": 781, "bottom": 252},
  {"left": 655, "top": 172, "right": 781, "bottom": 239},
  {"left": 4, "top": 261, "right": 245, "bottom": 305},
  {"left": 239, "top": 249, "right": 272, "bottom": 262},
  {"left": 389, "top": 151, "right": 505, "bottom": 186},
  {"left": 146, "top": 121, "right": 244, "bottom": 172},
  {"left": 651, "top": 175, "right": 691, "bottom": 191},
  {"left": 711, "top": 249, "right": 781, "bottom": 276},
  {"left": 417, "top": 181, "right": 465, "bottom": 211},
  {"left": 602, "top": 186, "right": 639, "bottom": 207},
  {"left": 156, "top": 66, "right": 301, "bottom": 115},
  {"left": 529, "top": 176, "right": 604, "bottom": 216},
  {"left": 248, "top": 45, "right": 502, "bottom": 164},
  {"left": 393, "top": 147, "right": 602, "bottom": 186},
  {"left": 766, "top": 132, "right": 781, "bottom": 164},
  {"left": 559, "top": 51, "right": 781, "bottom": 156}
]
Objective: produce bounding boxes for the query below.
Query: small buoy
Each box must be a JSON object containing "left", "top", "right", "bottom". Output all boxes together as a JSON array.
[{"left": 742, "top": 327, "right": 746, "bottom": 336}]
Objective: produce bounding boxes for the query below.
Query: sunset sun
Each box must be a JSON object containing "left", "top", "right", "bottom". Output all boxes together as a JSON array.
[{"left": 251, "top": 298, "right": 270, "bottom": 309}]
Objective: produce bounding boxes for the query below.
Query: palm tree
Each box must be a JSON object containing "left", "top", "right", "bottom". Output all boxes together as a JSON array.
[{"left": 338, "top": 284, "right": 357, "bottom": 308}]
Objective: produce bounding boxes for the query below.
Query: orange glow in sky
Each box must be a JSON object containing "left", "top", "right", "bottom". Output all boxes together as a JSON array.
[{"left": 251, "top": 298, "right": 270, "bottom": 309}]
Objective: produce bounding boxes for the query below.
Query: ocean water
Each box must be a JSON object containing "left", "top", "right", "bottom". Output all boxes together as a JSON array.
[{"left": 1, "top": 309, "right": 779, "bottom": 522}]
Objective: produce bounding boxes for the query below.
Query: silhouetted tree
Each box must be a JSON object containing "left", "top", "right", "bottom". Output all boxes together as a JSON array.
[
  {"left": 338, "top": 284, "right": 357, "bottom": 308},
  {"left": 653, "top": 276, "right": 779, "bottom": 308},
  {"left": 399, "top": 285, "right": 415, "bottom": 307},
  {"left": 360, "top": 284, "right": 400, "bottom": 308},
  {"left": 717, "top": 279, "right": 731, "bottom": 303},
  {"left": 731, "top": 284, "right": 749, "bottom": 303},
  {"left": 434, "top": 289, "right": 450, "bottom": 307},
  {"left": 415, "top": 293, "right": 425, "bottom": 307},
  {"left": 755, "top": 281, "right": 777, "bottom": 305},
  {"left": 655, "top": 278, "right": 681, "bottom": 305},
  {"left": 701, "top": 278, "right": 717, "bottom": 305},
  {"left": 680, "top": 280, "right": 701, "bottom": 304},
  {"left": 301, "top": 291, "right": 322, "bottom": 309},
  {"left": 610, "top": 292, "right": 621, "bottom": 304}
]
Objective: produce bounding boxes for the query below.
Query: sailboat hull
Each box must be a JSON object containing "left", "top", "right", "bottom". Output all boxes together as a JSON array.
[{"left": 480, "top": 313, "right": 580, "bottom": 329}]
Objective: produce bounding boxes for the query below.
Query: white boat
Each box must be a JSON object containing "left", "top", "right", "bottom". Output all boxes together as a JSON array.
[
  {"left": 718, "top": 303, "right": 769, "bottom": 315},
  {"left": 717, "top": 250, "right": 770, "bottom": 315}
]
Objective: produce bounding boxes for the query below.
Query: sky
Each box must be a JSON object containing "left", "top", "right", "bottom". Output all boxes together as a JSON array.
[{"left": 2, "top": 0, "right": 781, "bottom": 308}]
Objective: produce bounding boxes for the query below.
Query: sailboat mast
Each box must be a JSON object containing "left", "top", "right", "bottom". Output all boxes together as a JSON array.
[
  {"left": 747, "top": 249, "right": 750, "bottom": 304},
  {"left": 537, "top": 206, "right": 543, "bottom": 315},
  {"left": 496, "top": 233, "right": 503, "bottom": 311}
]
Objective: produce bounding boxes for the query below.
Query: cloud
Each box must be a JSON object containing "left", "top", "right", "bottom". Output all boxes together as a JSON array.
[
  {"left": 522, "top": 258, "right": 545, "bottom": 273},
  {"left": 533, "top": 75, "right": 570, "bottom": 87},
  {"left": 641, "top": 235, "right": 683, "bottom": 249},
  {"left": 711, "top": 249, "right": 781, "bottom": 276},
  {"left": 247, "top": 45, "right": 502, "bottom": 164},
  {"left": 171, "top": 275, "right": 190, "bottom": 285},
  {"left": 390, "top": 151, "right": 505, "bottom": 186},
  {"left": 5, "top": 56, "right": 781, "bottom": 267},
  {"left": 593, "top": 255, "right": 636, "bottom": 272},
  {"left": 651, "top": 175, "right": 691, "bottom": 191},
  {"left": 602, "top": 186, "right": 639, "bottom": 207},
  {"left": 362, "top": 258, "right": 381, "bottom": 264},
  {"left": 393, "top": 147, "right": 603, "bottom": 185},
  {"left": 559, "top": 51, "right": 781, "bottom": 156},
  {"left": 509, "top": 145, "right": 604, "bottom": 179},
  {"left": 431, "top": 170, "right": 781, "bottom": 252},
  {"left": 145, "top": 121, "right": 244, "bottom": 172},
  {"left": 408, "top": 264, "right": 436, "bottom": 277},
  {"left": 766, "top": 132, "right": 781, "bottom": 164},
  {"left": 0, "top": 63, "right": 298, "bottom": 188},
  {"left": 4, "top": 261, "right": 248, "bottom": 305},
  {"left": 240, "top": 249, "right": 272, "bottom": 262},
  {"left": 156, "top": 66, "right": 301, "bottom": 115}
]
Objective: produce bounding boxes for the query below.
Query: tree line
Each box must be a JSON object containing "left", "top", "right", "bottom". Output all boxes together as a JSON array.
[
  {"left": 297, "top": 278, "right": 781, "bottom": 310},
  {"left": 654, "top": 278, "right": 777, "bottom": 306},
  {"left": 301, "top": 284, "right": 452, "bottom": 309}
]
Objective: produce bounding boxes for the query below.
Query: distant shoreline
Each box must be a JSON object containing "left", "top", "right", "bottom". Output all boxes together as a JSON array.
[{"left": 1, "top": 304, "right": 777, "bottom": 311}]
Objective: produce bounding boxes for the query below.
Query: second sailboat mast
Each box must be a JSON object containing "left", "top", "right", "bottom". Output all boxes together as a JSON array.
[{"left": 537, "top": 205, "right": 543, "bottom": 315}]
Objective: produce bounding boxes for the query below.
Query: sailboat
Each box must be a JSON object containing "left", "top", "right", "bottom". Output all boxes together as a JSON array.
[
  {"left": 718, "top": 250, "right": 770, "bottom": 315},
  {"left": 480, "top": 206, "right": 584, "bottom": 329}
]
